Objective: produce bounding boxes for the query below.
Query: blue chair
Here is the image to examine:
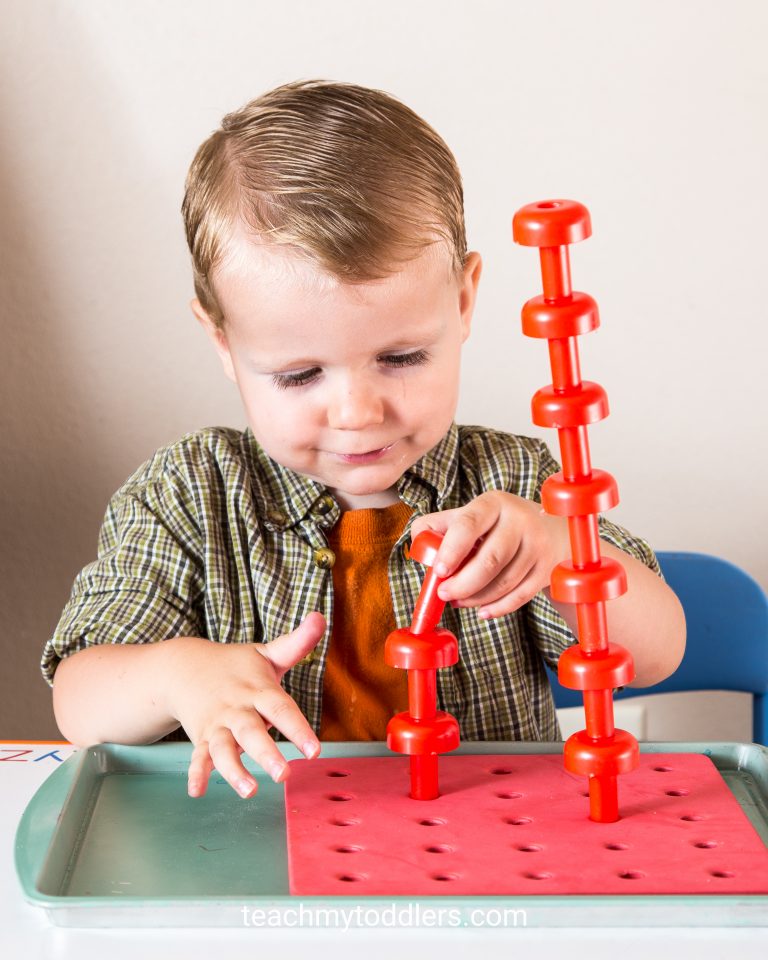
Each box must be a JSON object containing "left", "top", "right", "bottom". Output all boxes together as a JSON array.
[{"left": 549, "top": 552, "right": 768, "bottom": 745}]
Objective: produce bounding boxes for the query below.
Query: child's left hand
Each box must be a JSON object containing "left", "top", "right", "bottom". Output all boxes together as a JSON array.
[{"left": 410, "top": 491, "right": 571, "bottom": 619}]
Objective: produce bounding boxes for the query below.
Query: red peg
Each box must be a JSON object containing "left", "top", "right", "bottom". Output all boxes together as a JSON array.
[
  {"left": 564, "top": 730, "right": 640, "bottom": 823},
  {"left": 385, "top": 531, "right": 460, "bottom": 800},
  {"left": 513, "top": 199, "right": 639, "bottom": 822},
  {"left": 513, "top": 200, "right": 592, "bottom": 301},
  {"left": 408, "top": 530, "right": 447, "bottom": 636}
]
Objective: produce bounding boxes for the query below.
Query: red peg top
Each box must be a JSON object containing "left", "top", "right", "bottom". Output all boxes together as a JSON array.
[
  {"left": 512, "top": 199, "right": 592, "bottom": 248},
  {"left": 408, "top": 530, "right": 443, "bottom": 566}
]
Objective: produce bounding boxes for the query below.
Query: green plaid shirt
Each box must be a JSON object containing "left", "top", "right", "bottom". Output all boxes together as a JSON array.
[{"left": 42, "top": 424, "right": 660, "bottom": 741}]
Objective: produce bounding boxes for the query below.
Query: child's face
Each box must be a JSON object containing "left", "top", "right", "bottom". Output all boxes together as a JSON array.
[{"left": 194, "top": 242, "right": 482, "bottom": 510}]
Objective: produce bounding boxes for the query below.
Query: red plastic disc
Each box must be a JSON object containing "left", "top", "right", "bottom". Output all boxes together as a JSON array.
[
  {"left": 557, "top": 642, "right": 635, "bottom": 691},
  {"left": 521, "top": 291, "right": 599, "bottom": 339},
  {"left": 563, "top": 728, "right": 640, "bottom": 778},
  {"left": 532, "top": 381, "right": 609, "bottom": 429},
  {"left": 541, "top": 469, "right": 619, "bottom": 517},
  {"left": 550, "top": 557, "right": 628, "bottom": 604},
  {"left": 512, "top": 199, "right": 592, "bottom": 247},
  {"left": 387, "top": 711, "right": 461, "bottom": 755},
  {"left": 384, "top": 627, "right": 459, "bottom": 670}
]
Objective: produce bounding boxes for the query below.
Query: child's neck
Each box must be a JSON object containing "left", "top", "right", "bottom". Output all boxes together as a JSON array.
[{"left": 331, "top": 485, "right": 400, "bottom": 511}]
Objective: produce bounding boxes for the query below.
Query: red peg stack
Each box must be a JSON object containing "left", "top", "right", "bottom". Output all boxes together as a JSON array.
[
  {"left": 385, "top": 531, "right": 460, "bottom": 800},
  {"left": 512, "top": 200, "right": 639, "bottom": 823}
]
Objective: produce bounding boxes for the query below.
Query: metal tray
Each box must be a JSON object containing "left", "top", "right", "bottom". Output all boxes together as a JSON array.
[{"left": 15, "top": 741, "right": 768, "bottom": 927}]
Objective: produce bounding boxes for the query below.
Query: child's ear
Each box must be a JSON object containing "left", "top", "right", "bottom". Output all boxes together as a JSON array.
[
  {"left": 190, "top": 298, "right": 237, "bottom": 383},
  {"left": 459, "top": 251, "right": 482, "bottom": 342}
]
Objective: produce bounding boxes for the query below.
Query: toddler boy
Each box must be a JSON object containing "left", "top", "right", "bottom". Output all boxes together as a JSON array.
[{"left": 43, "top": 80, "right": 685, "bottom": 800}]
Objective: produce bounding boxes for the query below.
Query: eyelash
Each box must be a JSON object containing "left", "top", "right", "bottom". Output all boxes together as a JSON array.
[
  {"left": 271, "top": 368, "right": 321, "bottom": 390},
  {"left": 271, "top": 350, "right": 429, "bottom": 390}
]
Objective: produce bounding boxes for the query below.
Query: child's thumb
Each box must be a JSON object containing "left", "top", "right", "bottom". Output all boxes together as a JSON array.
[{"left": 262, "top": 612, "right": 326, "bottom": 678}]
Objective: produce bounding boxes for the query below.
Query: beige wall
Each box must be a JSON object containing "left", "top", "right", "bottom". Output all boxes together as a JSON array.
[{"left": 2, "top": 0, "right": 766, "bottom": 739}]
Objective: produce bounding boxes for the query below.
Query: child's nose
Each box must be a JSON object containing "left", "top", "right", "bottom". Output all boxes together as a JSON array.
[{"left": 327, "top": 376, "right": 385, "bottom": 430}]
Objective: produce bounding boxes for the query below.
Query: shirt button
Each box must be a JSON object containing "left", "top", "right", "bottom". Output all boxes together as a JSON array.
[
  {"left": 265, "top": 508, "right": 288, "bottom": 526},
  {"left": 315, "top": 494, "right": 336, "bottom": 516},
  {"left": 313, "top": 547, "right": 336, "bottom": 570}
]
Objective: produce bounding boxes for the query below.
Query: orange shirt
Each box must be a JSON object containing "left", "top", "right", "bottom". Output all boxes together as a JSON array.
[{"left": 319, "top": 501, "right": 412, "bottom": 741}]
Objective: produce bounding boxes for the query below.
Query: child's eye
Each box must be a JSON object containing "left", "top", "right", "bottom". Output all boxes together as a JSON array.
[
  {"left": 271, "top": 367, "right": 321, "bottom": 390},
  {"left": 379, "top": 349, "right": 429, "bottom": 368}
]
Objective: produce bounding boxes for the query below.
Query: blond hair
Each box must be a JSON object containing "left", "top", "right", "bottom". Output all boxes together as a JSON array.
[{"left": 182, "top": 79, "right": 467, "bottom": 327}]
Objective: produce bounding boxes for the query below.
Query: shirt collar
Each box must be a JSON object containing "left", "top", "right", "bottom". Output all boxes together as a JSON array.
[
  {"left": 397, "top": 422, "right": 458, "bottom": 515},
  {"left": 241, "top": 423, "right": 459, "bottom": 529}
]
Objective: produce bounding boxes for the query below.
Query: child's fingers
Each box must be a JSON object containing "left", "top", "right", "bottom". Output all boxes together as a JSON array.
[
  {"left": 229, "top": 717, "right": 300, "bottom": 786},
  {"left": 187, "top": 740, "right": 215, "bottom": 798},
  {"left": 189, "top": 696, "right": 319, "bottom": 801},
  {"left": 205, "top": 726, "right": 267, "bottom": 799},
  {"left": 428, "top": 498, "right": 502, "bottom": 578},
  {"left": 252, "top": 684, "right": 321, "bottom": 760},
  {"left": 460, "top": 561, "right": 547, "bottom": 619},
  {"left": 219, "top": 704, "right": 315, "bottom": 795},
  {"left": 437, "top": 527, "right": 522, "bottom": 601},
  {"left": 446, "top": 550, "right": 529, "bottom": 607}
]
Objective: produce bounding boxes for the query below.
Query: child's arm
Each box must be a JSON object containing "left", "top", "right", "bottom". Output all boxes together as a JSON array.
[
  {"left": 410, "top": 492, "right": 686, "bottom": 687},
  {"left": 52, "top": 613, "right": 325, "bottom": 797}
]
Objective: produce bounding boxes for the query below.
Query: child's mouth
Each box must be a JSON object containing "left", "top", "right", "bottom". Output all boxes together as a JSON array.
[{"left": 335, "top": 443, "right": 395, "bottom": 464}]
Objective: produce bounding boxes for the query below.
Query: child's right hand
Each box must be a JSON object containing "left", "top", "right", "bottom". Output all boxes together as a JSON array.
[{"left": 162, "top": 613, "right": 326, "bottom": 799}]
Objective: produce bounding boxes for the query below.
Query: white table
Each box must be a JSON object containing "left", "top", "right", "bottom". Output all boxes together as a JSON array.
[{"left": 3, "top": 740, "right": 767, "bottom": 958}]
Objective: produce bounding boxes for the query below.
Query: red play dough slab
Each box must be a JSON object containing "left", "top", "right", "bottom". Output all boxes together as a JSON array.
[{"left": 284, "top": 753, "right": 768, "bottom": 895}]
